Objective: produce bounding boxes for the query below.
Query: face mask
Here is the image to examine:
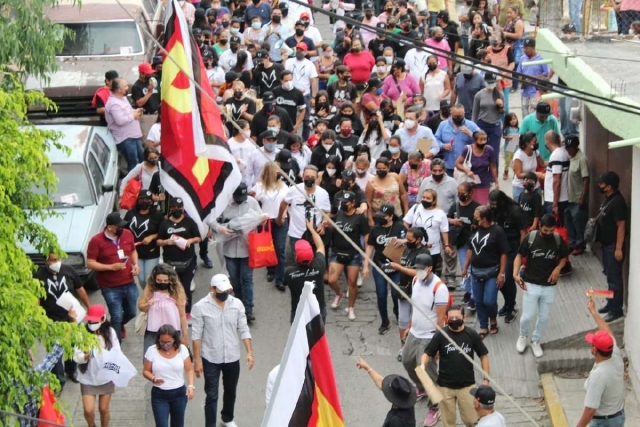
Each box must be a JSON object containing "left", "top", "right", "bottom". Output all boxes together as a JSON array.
[
  {"left": 416, "top": 269, "right": 428, "bottom": 281},
  {"left": 342, "top": 75, "right": 351, "bottom": 82},
  {"left": 340, "top": 203, "right": 352, "bottom": 212},
  {"left": 340, "top": 128, "right": 352, "bottom": 137},
  {"left": 155, "top": 282, "right": 170, "bottom": 291},
  {"left": 434, "top": 36, "right": 444, "bottom": 42},
  {"left": 486, "top": 83, "right": 496, "bottom": 90},
  {"left": 452, "top": 117, "right": 464, "bottom": 126},
  {"left": 463, "top": 73, "right": 473, "bottom": 80},
  {"left": 356, "top": 169, "right": 367, "bottom": 177},
  {"left": 115, "top": 227, "right": 124, "bottom": 236},
  {"left": 472, "top": 218, "right": 479, "bottom": 227},
  {"left": 138, "top": 201, "right": 152, "bottom": 210},
  {"left": 252, "top": 0, "right": 260, "bottom": 4},
  {"left": 524, "top": 182, "right": 535, "bottom": 191},
  {"left": 458, "top": 193, "right": 470, "bottom": 202},
  {"left": 252, "top": 21, "right": 262, "bottom": 29},
  {"left": 160, "top": 341, "right": 174, "bottom": 351},
  {"left": 147, "top": 159, "right": 158, "bottom": 166},
  {"left": 405, "top": 240, "right": 418, "bottom": 249},
  {"left": 222, "top": 21, "right": 230, "bottom": 27},
  {"left": 350, "top": 47, "right": 361, "bottom": 53},
  {"left": 220, "top": 38, "right": 228, "bottom": 44},
  {"left": 295, "top": 51, "right": 306, "bottom": 60},
  {"left": 374, "top": 216, "right": 387, "bottom": 225},
  {"left": 376, "top": 65, "right": 387, "bottom": 74},
  {"left": 432, "top": 173, "right": 444, "bottom": 182},
  {"left": 448, "top": 318, "right": 464, "bottom": 330},
  {"left": 341, "top": 181, "right": 353, "bottom": 190},
  {"left": 230, "top": 45, "right": 239, "bottom": 53},
  {"left": 170, "top": 209, "right": 183, "bottom": 219},
  {"left": 230, "top": 28, "right": 239, "bottom": 35},
  {"left": 264, "top": 142, "right": 276, "bottom": 152},
  {"left": 282, "top": 81, "right": 293, "bottom": 91},
  {"left": 404, "top": 119, "right": 416, "bottom": 129},
  {"left": 215, "top": 291, "right": 229, "bottom": 301},
  {"left": 375, "top": 88, "right": 384, "bottom": 95},
  {"left": 264, "top": 103, "right": 275, "bottom": 112},
  {"left": 322, "top": 143, "right": 333, "bottom": 151},
  {"left": 490, "top": 39, "right": 499, "bottom": 47},
  {"left": 386, "top": 7, "right": 393, "bottom": 13},
  {"left": 295, "top": 28, "right": 304, "bottom": 36},
  {"left": 476, "top": 142, "right": 487, "bottom": 148},
  {"left": 346, "top": 24, "right": 354, "bottom": 30},
  {"left": 234, "top": 90, "right": 243, "bottom": 99},
  {"left": 598, "top": 185, "right": 607, "bottom": 194},
  {"left": 385, "top": 56, "right": 393, "bottom": 64},
  {"left": 421, "top": 200, "right": 433, "bottom": 209},
  {"left": 324, "top": 51, "right": 333, "bottom": 58},
  {"left": 267, "top": 126, "right": 279, "bottom": 134},
  {"left": 388, "top": 147, "right": 400, "bottom": 154},
  {"left": 365, "top": 11, "right": 373, "bottom": 18},
  {"left": 428, "top": 63, "right": 438, "bottom": 71},
  {"left": 441, "top": 108, "right": 451, "bottom": 118},
  {"left": 87, "top": 322, "right": 102, "bottom": 332},
  {"left": 532, "top": 143, "right": 540, "bottom": 151},
  {"left": 376, "top": 170, "right": 388, "bottom": 178},
  {"left": 304, "top": 177, "right": 315, "bottom": 188},
  {"left": 409, "top": 163, "right": 419, "bottom": 170},
  {"left": 272, "top": 15, "right": 281, "bottom": 23},
  {"left": 326, "top": 168, "right": 336, "bottom": 177},
  {"left": 48, "top": 261, "right": 62, "bottom": 273}
]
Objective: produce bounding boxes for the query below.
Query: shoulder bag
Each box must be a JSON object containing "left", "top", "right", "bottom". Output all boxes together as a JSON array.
[
  {"left": 584, "top": 198, "right": 613, "bottom": 244},
  {"left": 453, "top": 146, "right": 480, "bottom": 185}
]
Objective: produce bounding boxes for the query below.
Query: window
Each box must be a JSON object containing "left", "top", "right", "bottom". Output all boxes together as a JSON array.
[
  {"left": 88, "top": 154, "right": 105, "bottom": 196},
  {"left": 58, "top": 21, "right": 143, "bottom": 56},
  {"left": 31, "top": 164, "right": 94, "bottom": 207},
  {"left": 91, "top": 133, "right": 111, "bottom": 171}
]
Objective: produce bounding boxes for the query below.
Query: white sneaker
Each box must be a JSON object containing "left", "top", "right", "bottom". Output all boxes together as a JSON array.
[
  {"left": 531, "top": 341, "right": 544, "bottom": 358},
  {"left": 516, "top": 336, "right": 528, "bottom": 353},
  {"left": 346, "top": 307, "right": 356, "bottom": 320},
  {"left": 221, "top": 421, "right": 238, "bottom": 427},
  {"left": 331, "top": 294, "right": 343, "bottom": 309},
  {"left": 357, "top": 272, "right": 363, "bottom": 287}
]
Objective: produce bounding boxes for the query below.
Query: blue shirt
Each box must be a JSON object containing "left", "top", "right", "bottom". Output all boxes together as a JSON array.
[
  {"left": 393, "top": 125, "right": 440, "bottom": 155},
  {"left": 516, "top": 53, "right": 550, "bottom": 98},
  {"left": 245, "top": 3, "right": 272, "bottom": 26},
  {"left": 454, "top": 73, "right": 485, "bottom": 119},
  {"left": 435, "top": 118, "right": 481, "bottom": 170}
]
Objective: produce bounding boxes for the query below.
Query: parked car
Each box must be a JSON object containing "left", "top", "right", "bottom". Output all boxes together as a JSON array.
[
  {"left": 26, "top": 0, "right": 164, "bottom": 124},
  {"left": 22, "top": 125, "right": 120, "bottom": 290}
]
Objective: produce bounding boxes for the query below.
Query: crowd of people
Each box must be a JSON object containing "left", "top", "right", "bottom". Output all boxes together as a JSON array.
[{"left": 26, "top": 0, "right": 632, "bottom": 426}]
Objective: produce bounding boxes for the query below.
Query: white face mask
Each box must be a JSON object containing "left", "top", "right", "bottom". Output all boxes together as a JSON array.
[
  {"left": 416, "top": 269, "right": 427, "bottom": 281},
  {"left": 48, "top": 261, "right": 62, "bottom": 273},
  {"left": 486, "top": 83, "right": 496, "bottom": 90},
  {"left": 282, "top": 81, "right": 294, "bottom": 91},
  {"left": 326, "top": 168, "right": 336, "bottom": 177},
  {"left": 87, "top": 322, "right": 102, "bottom": 332},
  {"left": 322, "top": 143, "right": 333, "bottom": 151},
  {"left": 376, "top": 65, "right": 388, "bottom": 73},
  {"left": 404, "top": 118, "right": 416, "bottom": 129}
]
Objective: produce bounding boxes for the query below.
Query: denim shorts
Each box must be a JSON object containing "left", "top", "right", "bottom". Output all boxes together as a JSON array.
[{"left": 329, "top": 252, "right": 363, "bottom": 267}]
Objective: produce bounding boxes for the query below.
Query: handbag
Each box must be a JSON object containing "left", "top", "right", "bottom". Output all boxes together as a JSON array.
[
  {"left": 134, "top": 311, "right": 148, "bottom": 335},
  {"left": 584, "top": 199, "right": 612, "bottom": 243},
  {"left": 470, "top": 265, "right": 499, "bottom": 282},
  {"left": 335, "top": 249, "right": 356, "bottom": 265},
  {"left": 454, "top": 146, "right": 480, "bottom": 185},
  {"left": 166, "top": 259, "right": 193, "bottom": 273},
  {"left": 248, "top": 221, "right": 278, "bottom": 268},
  {"left": 119, "top": 167, "right": 143, "bottom": 210}
]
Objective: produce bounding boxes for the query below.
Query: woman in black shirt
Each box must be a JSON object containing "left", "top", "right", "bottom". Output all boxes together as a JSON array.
[
  {"left": 380, "top": 136, "right": 409, "bottom": 175},
  {"left": 317, "top": 155, "right": 343, "bottom": 207},
  {"left": 461, "top": 206, "right": 508, "bottom": 338}
]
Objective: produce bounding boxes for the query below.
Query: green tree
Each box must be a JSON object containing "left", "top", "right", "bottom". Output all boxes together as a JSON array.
[{"left": 0, "top": 0, "right": 93, "bottom": 424}]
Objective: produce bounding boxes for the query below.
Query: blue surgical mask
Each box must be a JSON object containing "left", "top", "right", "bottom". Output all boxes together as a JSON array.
[
  {"left": 388, "top": 147, "right": 400, "bottom": 154},
  {"left": 264, "top": 142, "right": 276, "bottom": 152},
  {"left": 267, "top": 126, "right": 279, "bottom": 133},
  {"left": 252, "top": 22, "right": 262, "bottom": 29},
  {"left": 375, "top": 88, "right": 383, "bottom": 95}
]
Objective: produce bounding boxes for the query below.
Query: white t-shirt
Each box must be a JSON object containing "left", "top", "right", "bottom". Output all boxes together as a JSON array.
[
  {"left": 227, "top": 136, "right": 257, "bottom": 184},
  {"left": 207, "top": 67, "right": 225, "bottom": 85},
  {"left": 219, "top": 49, "right": 254, "bottom": 72},
  {"left": 423, "top": 70, "right": 448, "bottom": 111},
  {"left": 544, "top": 147, "right": 570, "bottom": 203},
  {"left": 284, "top": 184, "right": 331, "bottom": 238},
  {"left": 403, "top": 205, "right": 449, "bottom": 255},
  {"left": 355, "top": 172, "right": 375, "bottom": 191},
  {"left": 285, "top": 58, "right": 318, "bottom": 96},
  {"left": 512, "top": 149, "right": 540, "bottom": 189},
  {"left": 147, "top": 123, "right": 161, "bottom": 152},
  {"left": 410, "top": 274, "right": 449, "bottom": 339},
  {"left": 251, "top": 182, "right": 289, "bottom": 219},
  {"left": 304, "top": 26, "right": 323, "bottom": 45},
  {"left": 405, "top": 48, "right": 433, "bottom": 82},
  {"left": 292, "top": 146, "right": 312, "bottom": 174},
  {"left": 144, "top": 344, "right": 190, "bottom": 390},
  {"left": 477, "top": 411, "right": 507, "bottom": 427}
]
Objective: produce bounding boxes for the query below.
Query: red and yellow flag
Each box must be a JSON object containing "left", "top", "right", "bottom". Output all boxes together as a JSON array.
[{"left": 160, "top": 0, "right": 240, "bottom": 236}]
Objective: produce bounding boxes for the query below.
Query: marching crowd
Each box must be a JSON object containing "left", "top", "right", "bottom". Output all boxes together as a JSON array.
[{"left": 26, "top": 0, "right": 632, "bottom": 426}]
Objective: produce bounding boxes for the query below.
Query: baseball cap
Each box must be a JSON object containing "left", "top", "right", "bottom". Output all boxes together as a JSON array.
[
  {"left": 256, "top": 49, "right": 268, "bottom": 59},
  {"left": 225, "top": 71, "right": 241, "bottom": 83},
  {"left": 368, "top": 77, "right": 383, "bottom": 88},
  {"left": 364, "top": 2, "right": 374, "bottom": 10},
  {"left": 341, "top": 191, "right": 357, "bottom": 202},
  {"left": 377, "top": 203, "right": 395, "bottom": 216},
  {"left": 86, "top": 304, "right": 106, "bottom": 322},
  {"left": 296, "top": 41, "right": 309, "bottom": 52},
  {"left": 203, "top": 48, "right": 214, "bottom": 59},
  {"left": 233, "top": 183, "right": 248, "bottom": 203},
  {"left": 230, "top": 35, "right": 241, "bottom": 44},
  {"left": 211, "top": 274, "right": 233, "bottom": 292},
  {"left": 461, "top": 62, "right": 473, "bottom": 74},
  {"left": 295, "top": 19, "right": 306, "bottom": 27},
  {"left": 276, "top": 149, "right": 293, "bottom": 170},
  {"left": 523, "top": 37, "right": 536, "bottom": 47},
  {"left": 414, "top": 253, "right": 433, "bottom": 269},
  {"left": 138, "top": 62, "right": 155, "bottom": 75},
  {"left": 470, "top": 385, "right": 496, "bottom": 405},
  {"left": 585, "top": 330, "right": 614, "bottom": 352},
  {"left": 169, "top": 197, "right": 184, "bottom": 208},
  {"left": 295, "top": 239, "right": 314, "bottom": 263},
  {"left": 342, "top": 169, "right": 356, "bottom": 179},
  {"left": 152, "top": 55, "right": 163, "bottom": 66},
  {"left": 261, "top": 129, "right": 278, "bottom": 140},
  {"left": 392, "top": 58, "right": 406, "bottom": 69},
  {"left": 437, "top": 10, "right": 449, "bottom": 20},
  {"left": 440, "top": 99, "right": 451, "bottom": 109},
  {"left": 106, "top": 212, "right": 127, "bottom": 227},
  {"left": 192, "top": 27, "right": 203, "bottom": 36},
  {"left": 599, "top": 171, "right": 620, "bottom": 188},
  {"left": 263, "top": 91, "right": 275, "bottom": 103},
  {"left": 376, "top": 22, "right": 386, "bottom": 31},
  {"left": 484, "top": 72, "right": 497, "bottom": 84},
  {"left": 399, "top": 13, "right": 411, "bottom": 22},
  {"left": 563, "top": 134, "right": 580, "bottom": 148},
  {"left": 301, "top": 11, "right": 311, "bottom": 19},
  {"left": 536, "top": 102, "right": 551, "bottom": 115},
  {"left": 278, "top": 2, "right": 288, "bottom": 10},
  {"left": 138, "top": 189, "right": 153, "bottom": 200}
]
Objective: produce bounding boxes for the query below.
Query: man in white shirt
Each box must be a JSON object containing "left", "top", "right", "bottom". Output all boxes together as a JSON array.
[
  {"left": 285, "top": 42, "right": 318, "bottom": 140},
  {"left": 405, "top": 42, "right": 434, "bottom": 82},
  {"left": 246, "top": 130, "right": 280, "bottom": 187},
  {"left": 401, "top": 253, "right": 450, "bottom": 427},
  {"left": 543, "top": 130, "right": 570, "bottom": 220},
  {"left": 301, "top": 12, "right": 323, "bottom": 51},
  {"left": 219, "top": 36, "right": 255, "bottom": 72},
  {"left": 394, "top": 108, "right": 440, "bottom": 157},
  {"left": 192, "top": 274, "right": 254, "bottom": 427}
]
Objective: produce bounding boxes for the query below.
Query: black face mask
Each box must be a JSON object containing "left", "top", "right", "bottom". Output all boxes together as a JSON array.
[
  {"left": 252, "top": 0, "right": 260, "bottom": 4},
  {"left": 448, "top": 318, "right": 464, "bottom": 330},
  {"left": 215, "top": 292, "right": 229, "bottom": 301},
  {"left": 170, "top": 209, "right": 183, "bottom": 219},
  {"left": 428, "top": 63, "right": 438, "bottom": 71},
  {"left": 472, "top": 218, "right": 480, "bottom": 227},
  {"left": 272, "top": 15, "right": 281, "bottom": 23},
  {"left": 155, "top": 282, "right": 170, "bottom": 291},
  {"left": 524, "top": 182, "right": 535, "bottom": 191},
  {"left": 346, "top": 23, "right": 354, "bottom": 30},
  {"left": 434, "top": 36, "right": 444, "bottom": 42},
  {"left": 365, "top": 12, "right": 373, "bottom": 18},
  {"left": 421, "top": 200, "right": 433, "bottom": 209},
  {"left": 234, "top": 90, "right": 243, "bottom": 99},
  {"left": 409, "top": 163, "right": 419, "bottom": 170},
  {"left": 441, "top": 108, "right": 451, "bottom": 118},
  {"left": 264, "top": 103, "right": 275, "bottom": 112},
  {"left": 295, "top": 28, "right": 304, "bottom": 36},
  {"left": 114, "top": 227, "right": 124, "bottom": 236},
  {"left": 463, "top": 73, "right": 473, "bottom": 80},
  {"left": 220, "top": 38, "right": 228, "bottom": 44},
  {"left": 385, "top": 7, "right": 393, "bottom": 13},
  {"left": 230, "top": 45, "right": 239, "bottom": 53},
  {"left": 374, "top": 216, "right": 388, "bottom": 226},
  {"left": 341, "top": 181, "right": 353, "bottom": 190},
  {"left": 304, "top": 178, "right": 315, "bottom": 188},
  {"left": 452, "top": 116, "right": 464, "bottom": 125},
  {"left": 598, "top": 185, "right": 608, "bottom": 194},
  {"left": 476, "top": 142, "right": 487, "bottom": 148},
  {"left": 138, "top": 201, "right": 152, "bottom": 210},
  {"left": 406, "top": 239, "right": 419, "bottom": 249},
  {"left": 147, "top": 159, "right": 158, "bottom": 166},
  {"left": 376, "top": 170, "right": 388, "bottom": 178},
  {"left": 341, "top": 203, "right": 352, "bottom": 212},
  {"left": 532, "top": 143, "right": 540, "bottom": 151},
  {"left": 458, "top": 193, "right": 470, "bottom": 202},
  {"left": 432, "top": 173, "right": 444, "bottom": 182}
]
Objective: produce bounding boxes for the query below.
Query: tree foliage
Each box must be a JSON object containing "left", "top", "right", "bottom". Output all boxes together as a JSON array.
[{"left": 0, "top": 0, "right": 94, "bottom": 424}]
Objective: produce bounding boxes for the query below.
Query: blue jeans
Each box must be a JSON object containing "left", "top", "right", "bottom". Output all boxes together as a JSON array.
[
  {"left": 565, "top": 202, "right": 588, "bottom": 250},
  {"left": 203, "top": 359, "right": 240, "bottom": 426},
  {"left": 372, "top": 269, "right": 400, "bottom": 324},
  {"left": 560, "top": 96, "right": 578, "bottom": 136},
  {"left": 225, "top": 257, "right": 254, "bottom": 314},
  {"left": 458, "top": 247, "right": 471, "bottom": 293},
  {"left": 520, "top": 283, "right": 556, "bottom": 342},
  {"left": 477, "top": 120, "right": 502, "bottom": 171},
  {"left": 589, "top": 411, "right": 626, "bottom": 427},
  {"left": 503, "top": 87, "right": 511, "bottom": 114},
  {"left": 101, "top": 283, "right": 139, "bottom": 341},
  {"left": 471, "top": 269, "right": 499, "bottom": 329},
  {"left": 151, "top": 386, "right": 188, "bottom": 427},
  {"left": 117, "top": 138, "right": 144, "bottom": 172},
  {"left": 138, "top": 257, "right": 160, "bottom": 289},
  {"left": 601, "top": 244, "right": 624, "bottom": 317},
  {"left": 267, "top": 219, "right": 288, "bottom": 285},
  {"left": 568, "top": 0, "right": 583, "bottom": 33}
]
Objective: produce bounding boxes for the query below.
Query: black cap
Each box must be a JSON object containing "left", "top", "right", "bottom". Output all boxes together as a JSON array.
[
  {"left": 169, "top": 197, "right": 184, "bottom": 207},
  {"left": 562, "top": 23, "right": 576, "bottom": 33},
  {"left": 470, "top": 385, "right": 496, "bottom": 405},
  {"left": 484, "top": 72, "right": 497, "bottom": 83},
  {"left": 399, "top": 13, "right": 411, "bottom": 22},
  {"left": 263, "top": 91, "right": 275, "bottom": 102},
  {"left": 152, "top": 55, "right": 163, "bottom": 66},
  {"left": 414, "top": 253, "right": 433, "bottom": 269},
  {"left": 276, "top": 149, "right": 292, "bottom": 169},
  {"left": 230, "top": 35, "right": 241, "bottom": 44},
  {"left": 203, "top": 48, "right": 214, "bottom": 59},
  {"left": 138, "top": 189, "right": 153, "bottom": 200},
  {"left": 278, "top": 2, "right": 288, "bottom": 9},
  {"left": 256, "top": 49, "right": 268, "bottom": 59},
  {"left": 392, "top": 58, "right": 406, "bottom": 69},
  {"left": 599, "top": 171, "right": 620, "bottom": 188},
  {"left": 106, "top": 212, "right": 127, "bottom": 227},
  {"left": 261, "top": 129, "right": 278, "bottom": 140},
  {"left": 295, "top": 20, "right": 306, "bottom": 27},
  {"left": 440, "top": 99, "right": 451, "bottom": 109},
  {"left": 342, "top": 169, "right": 356, "bottom": 179},
  {"left": 364, "top": 2, "right": 374, "bottom": 10},
  {"left": 523, "top": 37, "right": 536, "bottom": 47},
  {"left": 376, "top": 22, "right": 386, "bottom": 31},
  {"left": 378, "top": 203, "right": 396, "bottom": 216},
  {"left": 233, "top": 183, "right": 248, "bottom": 202},
  {"left": 192, "top": 27, "right": 203, "bottom": 36},
  {"left": 341, "top": 191, "right": 357, "bottom": 202},
  {"left": 368, "top": 76, "right": 383, "bottom": 88},
  {"left": 225, "top": 71, "right": 241, "bottom": 83},
  {"left": 563, "top": 134, "right": 580, "bottom": 148},
  {"left": 437, "top": 10, "right": 449, "bottom": 20},
  {"left": 536, "top": 101, "right": 551, "bottom": 115}
]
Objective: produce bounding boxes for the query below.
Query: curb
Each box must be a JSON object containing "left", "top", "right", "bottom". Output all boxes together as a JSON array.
[{"left": 541, "top": 373, "right": 570, "bottom": 427}]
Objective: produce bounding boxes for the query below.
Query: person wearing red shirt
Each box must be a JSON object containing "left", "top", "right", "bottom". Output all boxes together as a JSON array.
[
  {"left": 342, "top": 38, "right": 376, "bottom": 113},
  {"left": 87, "top": 212, "right": 140, "bottom": 342},
  {"left": 91, "top": 70, "right": 118, "bottom": 126}
]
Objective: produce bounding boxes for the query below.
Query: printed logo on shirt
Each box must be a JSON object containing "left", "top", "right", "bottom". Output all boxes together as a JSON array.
[
  {"left": 471, "top": 232, "right": 490, "bottom": 255},
  {"left": 261, "top": 69, "right": 278, "bottom": 88},
  {"left": 520, "top": 202, "right": 533, "bottom": 212},
  {"left": 336, "top": 221, "right": 355, "bottom": 233},
  {"left": 167, "top": 226, "right": 187, "bottom": 234},
  {"left": 288, "top": 268, "right": 321, "bottom": 279},
  {"left": 444, "top": 341, "right": 472, "bottom": 355},
  {"left": 414, "top": 212, "right": 434, "bottom": 229},
  {"left": 376, "top": 234, "right": 394, "bottom": 246},
  {"left": 129, "top": 216, "right": 150, "bottom": 239},
  {"left": 276, "top": 96, "right": 297, "bottom": 107},
  {"left": 529, "top": 249, "right": 558, "bottom": 260},
  {"left": 292, "top": 63, "right": 307, "bottom": 78},
  {"left": 46, "top": 276, "right": 69, "bottom": 300}
]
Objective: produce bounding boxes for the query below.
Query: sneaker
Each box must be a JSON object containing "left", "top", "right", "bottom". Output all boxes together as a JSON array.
[
  {"left": 378, "top": 321, "right": 390, "bottom": 335},
  {"left": 531, "top": 341, "right": 544, "bottom": 358},
  {"left": 498, "top": 306, "right": 508, "bottom": 317},
  {"left": 505, "top": 311, "right": 517, "bottom": 324},
  {"left": 246, "top": 313, "right": 256, "bottom": 323},
  {"left": 357, "top": 272, "right": 363, "bottom": 287},
  {"left": 220, "top": 421, "right": 238, "bottom": 427},
  {"left": 331, "top": 294, "right": 343, "bottom": 309},
  {"left": 201, "top": 256, "right": 213, "bottom": 269},
  {"left": 267, "top": 272, "right": 275, "bottom": 283},
  {"left": 598, "top": 306, "right": 609, "bottom": 314},
  {"left": 346, "top": 307, "right": 356, "bottom": 320},
  {"left": 603, "top": 313, "right": 624, "bottom": 323},
  {"left": 559, "top": 265, "right": 573, "bottom": 277},
  {"left": 516, "top": 336, "right": 528, "bottom": 353},
  {"left": 415, "top": 388, "right": 427, "bottom": 401},
  {"left": 424, "top": 409, "right": 441, "bottom": 427},
  {"left": 462, "top": 292, "right": 471, "bottom": 306},
  {"left": 275, "top": 283, "right": 286, "bottom": 292},
  {"left": 397, "top": 348, "right": 403, "bottom": 362},
  {"left": 468, "top": 299, "right": 476, "bottom": 311},
  {"left": 186, "top": 313, "right": 192, "bottom": 326}
]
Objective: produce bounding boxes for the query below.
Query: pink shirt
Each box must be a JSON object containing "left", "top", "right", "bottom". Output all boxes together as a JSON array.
[
  {"left": 382, "top": 73, "right": 421, "bottom": 101},
  {"left": 361, "top": 17, "right": 380, "bottom": 49},
  {"left": 147, "top": 292, "right": 183, "bottom": 333},
  {"left": 343, "top": 51, "right": 376, "bottom": 84},
  {"left": 621, "top": 0, "right": 640, "bottom": 10},
  {"left": 105, "top": 94, "right": 142, "bottom": 144},
  {"left": 425, "top": 38, "right": 451, "bottom": 70}
]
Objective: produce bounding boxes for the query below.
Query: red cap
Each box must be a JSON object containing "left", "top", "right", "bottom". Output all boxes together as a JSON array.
[
  {"left": 295, "top": 42, "right": 308, "bottom": 52},
  {"left": 138, "top": 62, "right": 155, "bottom": 75},
  {"left": 585, "top": 330, "right": 614, "bottom": 352},
  {"left": 300, "top": 12, "right": 310, "bottom": 19},
  {"left": 86, "top": 304, "right": 106, "bottom": 322},
  {"left": 295, "top": 239, "right": 314, "bottom": 263}
]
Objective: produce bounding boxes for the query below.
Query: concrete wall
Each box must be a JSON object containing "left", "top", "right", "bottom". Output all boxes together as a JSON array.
[{"left": 625, "top": 147, "right": 640, "bottom": 391}]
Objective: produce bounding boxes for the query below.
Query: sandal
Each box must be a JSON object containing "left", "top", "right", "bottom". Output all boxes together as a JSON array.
[
  {"left": 490, "top": 324, "right": 499, "bottom": 335},
  {"left": 479, "top": 329, "right": 488, "bottom": 340}
]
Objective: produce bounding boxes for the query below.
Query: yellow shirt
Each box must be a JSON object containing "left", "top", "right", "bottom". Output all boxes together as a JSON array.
[{"left": 429, "top": 0, "right": 446, "bottom": 12}]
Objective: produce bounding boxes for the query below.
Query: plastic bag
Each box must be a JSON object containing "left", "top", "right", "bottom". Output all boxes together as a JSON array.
[{"left": 215, "top": 209, "right": 270, "bottom": 242}]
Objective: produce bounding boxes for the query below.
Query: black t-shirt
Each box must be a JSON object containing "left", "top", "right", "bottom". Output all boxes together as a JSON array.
[
  {"left": 447, "top": 201, "right": 481, "bottom": 248},
  {"left": 284, "top": 252, "right": 326, "bottom": 311},
  {"left": 232, "top": 8, "right": 247, "bottom": 31},
  {"left": 469, "top": 224, "right": 509, "bottom": 268},
  {"left": 425, "top": 326, "right": 488, "bottom": 389},
  {"left": 252, "top": 63, "right": 284, "bottom": 98},
  {"left": 124, "top": 208, "right": 165, "bottom": 259},
  {"left": 442, "top": 22, "right": 461, "bottom": 53},
  {"left": 272, "top": 86, "right": 306, "bottom": 123},
  {"left": 426, "top": 114, "right": 444, "bottom": 135},
  {"left": 495, "top": 205, "right": 528, "bottom": 253},
  {"left": 310, "top": 142, "right": 346, "bottom": 172},
  {"left": 367, "top": 221, "right": 407, "bottom": 271},
  {"left": 518, "top": 190, "right": 542, "bottom": 228},
  {"left": 332, "top": 211, "right": 370, "bottom": 251},
  {"left": 158, "top": 216, "right": 200, "bottom": 261},
  {"left": 250, "top": 107, "right": 293, "bottom": 138},
  {"left": 400, "top": 246, "right": 430, "bottom": 286},
  {"left": 368, "top": 37, "right": 398, "bottom": 59},
  {"left": 131, "top": 79, "right": 160, "bottom": 113},
  {"left": 327, "top": 81, "right": 358, "bottom": 108},
  {"left": 380, "top": 150, "right": 409, "bottom": 174},
  {"left": 396, "top": 30, "right": 418, "bottom": 58},
  {"left": 596, "top": 191, "right": 628, "bottom": 246},
  {"left": 257, "top": 129, "right": 291, "bottom": 149},
  {"left": 35, "top": 265, "right": 84, "bottom": 322},
  {"left": 336, "top": 135, "right": 360, "bottom": 156},
  {"left": 382, "top": 406, "right": 416, "bottom": 427},
  {"left": 224, "top": 97, "right": 257, "bottom": 132},
  {"left": 332, "top": 186, "right": 366, "bottom": 215},
  {"left": 519, "top": 231, "right": 569, "bottom": 286}
]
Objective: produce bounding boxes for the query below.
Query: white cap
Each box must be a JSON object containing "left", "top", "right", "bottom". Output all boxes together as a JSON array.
[
  {"left": 211, "top": 274, "right": 233, "bottom": 292},
  {"left": 460, "top": 62, "right": 473, "bottom": 74}
]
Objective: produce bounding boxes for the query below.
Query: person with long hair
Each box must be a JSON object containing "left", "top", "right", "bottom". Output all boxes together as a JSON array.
[
  {"left": 502, "top": 5, "right": 524, "bottom": 91},
  {"left": 143, "top": 324, "right": 195, "bottom": 427},
  {"left": 231, "top": 50, "right": 253, "bottom": 90},
  {"left": 470, "top": 0, "right": 493, "bottom": 26},
  {"left": 472, "top": 72, "right": 505, "bottom": 170},
  {"left": 251, "top": 162, "right": 290, "bottom": 291},
  {"left": 511, "top": 131, "right": 544, "bottom": 201},
  {"left": 361, "top": 77, "right": 387, "bottom": 123},
  {"left": 358, "top": 110, "right": 390, "bottom": 162},
  {"left": 400, "top": 151, "right": 432, "bottom": 209},
  {"left": 309, "top": 90, "right": 337, "bottom": 131},
  {"left": 318, "top": 155, "right": 344, "bottom": 206},
  {"left": 138, "top": 264, "right": 189, "bottom": 357},
  {"left": 487, "top": 29, "right": 515, "bottom": 113},
  {"left": 316, "top": 44, "right": 338, "bottom": 91},
  {"left": 379, "top": 136, "right": 409, "bottom": 174},
  {"left": 502, "top": 113, "right": 520, "bottom": 180},
  {"left": 346, "top": 144, "right": 373, "bottom": 174},
  {"left": 74, "top": 305, "right": 119, "bottom": 427},
  {"left": 455, "top": 130, "right": 499, "bottom": 205},
  {"left": 468, "top": 11, "right": 491, "bottom": 59},
  {"left": 366, "top": 157, "right": 408, "bottom": 226},
  {"left": 420, "top": 55, "right": 451, "bottom": 117},
  {"left": 353, "top": 155, "right": 375, "bottom": 191},
  {"left": 125, "top": 190, "right": 164, "bottom": 286},
  {"left": 329, "top": 101, "right": 364, "bottom": 136},
  {"left": 119, "top": 146, "right": 160, "bottom": 196},
  {"left": 226, "top": 119, "right": 256, "bottom": 185},
  {"left": 285, "top": 134, "right": 312, "bottom": 174}
]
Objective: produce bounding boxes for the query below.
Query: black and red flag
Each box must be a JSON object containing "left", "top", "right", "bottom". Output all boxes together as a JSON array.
[{"left": 160, "top": 0, "right": 240, "bottom": 236}]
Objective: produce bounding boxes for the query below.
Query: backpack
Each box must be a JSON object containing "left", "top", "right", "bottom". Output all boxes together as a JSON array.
[
  {"left": 522, "top": 230, "right": 561, "bottom": 268},
  {"left": 412, "top": 277, "right": 453, "bottom": 324}
]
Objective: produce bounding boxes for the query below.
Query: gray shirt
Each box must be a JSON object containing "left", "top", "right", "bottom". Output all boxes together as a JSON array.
[
  {"left": 191, "top": 294, "right": 251, "bottom": 364},
  {"left": 213, "top": 196, "right": 263, "bottom": 259},
  {"left": 472, "top": 89, "right": 505, "bottom": 125},
  {"left": 418, "top": 174, "right": 458, "bottom": 214},
  {"left": 454, "top": 72, "right": 485, "bottom": 119},
  {"left": 583, "top": 343, "right": 625, "bottom": 416}
]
